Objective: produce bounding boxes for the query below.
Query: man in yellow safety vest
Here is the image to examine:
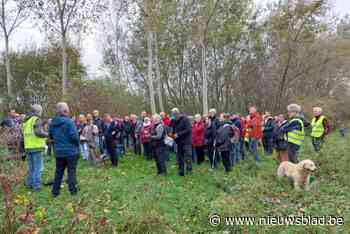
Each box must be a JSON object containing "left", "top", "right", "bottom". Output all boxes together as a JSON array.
[
  {"left": 311, "top": 107, "right": 330, "bottom": 152},
  {"left": 22, "top": 104, "right": 48, "bottom": 192},
  {"left": 279, "top": 104, "right": 305, "bottom": 163}
]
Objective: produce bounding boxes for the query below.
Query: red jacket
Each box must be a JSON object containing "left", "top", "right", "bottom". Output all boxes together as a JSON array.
[
  {"left": 162, "top": 116, "right": 171, "bottom": 127},
  {"left": 192, "top": 121, "right": 205, "bottom": 147},
  {"left": 247, "top": 113, "right": 263, "bottom": 139},
  {"left": 141, "top": 124, "right": 152, "bottom": 144}
]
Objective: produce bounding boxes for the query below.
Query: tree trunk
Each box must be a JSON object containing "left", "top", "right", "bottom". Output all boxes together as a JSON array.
[
  {"left": 154, "top": 33, "right": 164, "bottom": 112},
  {"left": 4, "top": 36, "right": 13, "bottom": 106},
  {"left": 201, "top": 38, "right": 208, "bottom": 115},
  {"left": 147, "top": 31, "right": 156, "bottom": 114},
  {"left": 61, "top": 34, "right": 68, "bottom": 101}
]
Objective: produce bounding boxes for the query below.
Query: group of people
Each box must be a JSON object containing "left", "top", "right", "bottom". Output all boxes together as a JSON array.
[{"left": 1, "top": 101, "right": 334, "bottom": 197}]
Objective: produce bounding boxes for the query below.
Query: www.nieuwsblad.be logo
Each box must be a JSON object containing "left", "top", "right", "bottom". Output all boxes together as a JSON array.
[{"left": 209, "top": 214, "right": 344, "bottom": 226}]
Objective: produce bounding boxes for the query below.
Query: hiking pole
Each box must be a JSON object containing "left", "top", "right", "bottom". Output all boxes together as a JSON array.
[{"left": 212, "top": 140, "right": 216, "bottom": 169}]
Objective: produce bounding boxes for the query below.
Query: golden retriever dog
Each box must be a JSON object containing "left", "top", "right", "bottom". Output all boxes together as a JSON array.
[{"left": 277, "top": 160, "right": 317, "bottom": 191}]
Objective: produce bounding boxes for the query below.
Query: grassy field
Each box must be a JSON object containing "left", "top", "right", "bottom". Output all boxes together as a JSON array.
[{"left": 1, "top": 134, "right": 350, "bottom": 233}]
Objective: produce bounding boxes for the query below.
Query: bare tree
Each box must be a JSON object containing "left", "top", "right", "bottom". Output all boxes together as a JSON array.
[
  {"left": 154, "top": 32, "right": 164, "bottom": 112},
  {"left": 144, "top": 0, "right": 156, "bottom": 114},
  {"left": 0, "top": 0, "right": 31, "bottom": 106},
  {"left": 196, "top": 0, "right": 220, "bottom": 115},
  {"left": 33, "top": 0, "right": 105, "bottom": 100},
  {"left": 154, "top": 1, "right": 164, "bottom": 112}
]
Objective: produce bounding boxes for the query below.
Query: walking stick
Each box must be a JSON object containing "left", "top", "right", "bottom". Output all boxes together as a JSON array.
[{"left": 212, "top": 140, "right": 216, "bottom": 169}]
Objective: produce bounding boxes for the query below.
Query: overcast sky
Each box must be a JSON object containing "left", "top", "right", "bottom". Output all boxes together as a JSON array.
[{"left": 1, "top": 0, "right": 349, "bottom": 76}]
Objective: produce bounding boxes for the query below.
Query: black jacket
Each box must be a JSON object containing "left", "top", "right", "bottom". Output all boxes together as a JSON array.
[
  {"left": 171, "top": 115, "right": 192, "bottom": 146},
  {"left": 93, "top": 117, "right": 104, "bottom": 136},
  {"left": 103, "top": 121, "right": 123, "bottom": 145},
  {"left": 215, "top": 121, "right": 234, "bottom": 152},
  {"left": 123, "top": 120, "right": 132, "bottom": 134},
  {"left": 204, "top": 116, "right": 220, "bottom": 146}
]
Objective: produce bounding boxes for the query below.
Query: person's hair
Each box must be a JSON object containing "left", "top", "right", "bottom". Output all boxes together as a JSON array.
[
  {"left": 209, "top": 108, "right": 217, "bottom": 114},
  {"left": 287, "top": 104, "right": 301, "bottom": 113},
  {"left": 144, "top": 117, "right": 151, "bottom": 122},
  {"left": 31, "top": 104, "right": 43, "bottom": 116},
  {"left": 223, "top": 113, "right": 230, "bottom": 120},
  {"left": 249, "top": 106, "right": 257, "bottom": 112},
  {"left": 171, "top": 108, "right": 180, "bottom": 114},
  {"left": 86, "top": 113, "right": 93, "bottom": 121},
  {"left": 194, "top": 114, "right": 201, "bottom": 120},
  {"left": 56, "top": 102, "right": 69, "bottom": 115},
  {"left": 152, "top": 114, "right": 162, "bottom": 123}
]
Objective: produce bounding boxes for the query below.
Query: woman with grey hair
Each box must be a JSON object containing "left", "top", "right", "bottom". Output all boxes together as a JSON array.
[
  {"left": 150, "top": 114, "right": 167, "bottom": 175},
  {"left": 279, "top": 104, "right": 306, "bottom": 163},
  {"left": 49, "top": 102, "right": 80, "bottom": 197}
]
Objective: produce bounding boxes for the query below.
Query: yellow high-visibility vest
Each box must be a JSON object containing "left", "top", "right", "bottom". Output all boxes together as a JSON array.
[
  {"left": 22, "top": 116, "right": 46, "bottom": 150},
  {"left": 287, "top": 118, "right": 305, "bottom": 146},
  {"left": 311, "top": 115, "right": 325, "bottom": 138}
]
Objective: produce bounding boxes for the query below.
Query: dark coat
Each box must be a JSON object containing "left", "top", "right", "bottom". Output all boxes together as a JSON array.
[
  {"left": 49, "top": 115, "right": 80, "bottom": 158},
  {"left": 102, "top": 121, "right": 123, "bottom": 145},
  {"left": 93, "top": 117, "right": 104, "bottom": 135},
  {"left": 204, "top": 116, "right": 220, "bottom": 146},
  {"left": 150, "top": 122, "right": 166, "bottom": 148},
  {"left": 171, "top": 115, "right": 192, "bottom": 146},
  {"left": 123, "top": 120, "right": 132, "bottom": 134},
  {"left": 215, "top": 121, "right": 234, "bottom": 152},
  {"left": 263, "top": 118, "right": 276, "bottom": 138}
]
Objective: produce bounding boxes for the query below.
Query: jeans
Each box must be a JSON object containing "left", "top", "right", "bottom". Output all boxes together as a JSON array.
[
  {"left": 230, "top": 142, "right": 241, "bottom": 165},
  {"left": 81, "top": 142, "right": 89, "bottom": 160},
  {"left": 124, "top": 135, "right": 130, "bottom": 148},
  {"left": 117, "top": 143, "right": 125, "bottom": 156},
  {"left": 176, "top": 144, "right": 192, "bottom": 175},
  {"left": 192, "top": 147, "right": 197, "bottom": 162},
  {"left": 27, "top": 151, "right": 44, "bottom": 190},
  {"left": 249, "top": 138, "right": 261, "bottom": 162},
  {"left": 132, "top": 136, "right": 142, "bottom": 155},
  {"left": 312, "top": 137, "right": 324, "bottom": 152},
  {"left": 52, "top": 155, "right": 79, "bottom": 196},
  {"left": 262, "top": 135, "right": 273, "bottom": 155}
]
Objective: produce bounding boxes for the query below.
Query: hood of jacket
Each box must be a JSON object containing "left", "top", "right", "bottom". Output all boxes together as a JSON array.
[{"left": 51, "top": 115, "right": 71, "bottom": 127}]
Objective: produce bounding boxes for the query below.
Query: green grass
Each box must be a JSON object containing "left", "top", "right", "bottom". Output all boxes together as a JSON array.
[{"left": 1, "top": 134, "right": 350, "bottom": 233}]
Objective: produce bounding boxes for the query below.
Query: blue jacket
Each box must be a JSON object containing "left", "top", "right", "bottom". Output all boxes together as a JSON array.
[{"left": 49, "top": 115, "right": 80, "bottom": 158}]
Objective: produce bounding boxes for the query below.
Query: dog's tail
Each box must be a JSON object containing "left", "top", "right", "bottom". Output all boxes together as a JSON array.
[{"left": 277, "top": 164, "right": 285, "bottom": 177}]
